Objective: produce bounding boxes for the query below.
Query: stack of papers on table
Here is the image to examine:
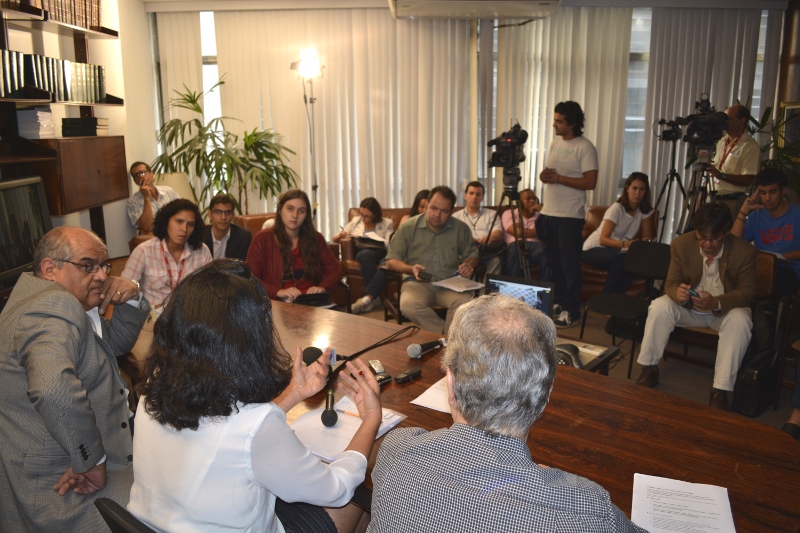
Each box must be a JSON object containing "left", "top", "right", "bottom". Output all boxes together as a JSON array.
[
  {"left": 291, "top": 397, "right": 406, "bottom": 462},
  {"left": 631, "top": 474, "right": 735, "bottom": 532}
]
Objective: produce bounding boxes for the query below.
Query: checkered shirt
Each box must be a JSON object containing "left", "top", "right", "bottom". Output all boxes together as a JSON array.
[
  {"left": 121, "top": 238, "right": 212, "bottom": 307},
  {"left": 367, "top": 424, "right": 646, "bottom": 533}
]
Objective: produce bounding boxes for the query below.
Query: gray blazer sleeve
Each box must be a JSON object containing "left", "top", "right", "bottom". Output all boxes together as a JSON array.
[
  {"left": 18, "top": 292, "right": 107, "bottom": 471},
  {"left": 105, "top": 297, "right": 151, "bottom": 356}
]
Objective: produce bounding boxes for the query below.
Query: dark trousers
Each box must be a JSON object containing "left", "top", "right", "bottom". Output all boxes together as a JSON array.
[
  {"left": 581, "top": 247, "right": 633, "bottom": 294},
  {"left": 540, "top": 216, "right": 584, "bottom": 317},
  {"left": 503, "top": 241, "right": 544, "bottom": 278},
  {"left": 356, "top": 248, "right": 386, "bottom": 299}
]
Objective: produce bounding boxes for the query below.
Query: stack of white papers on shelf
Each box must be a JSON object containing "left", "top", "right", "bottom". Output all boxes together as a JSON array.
[
  {"left": 16, "top": 106, "right": 55, "bottom": 139},
  {"left": 290, "top": 396, "right": 406, "bottom": 462}
]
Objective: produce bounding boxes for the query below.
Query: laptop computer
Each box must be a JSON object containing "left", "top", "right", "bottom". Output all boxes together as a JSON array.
[{"left": 484, "top": 274, "right": 556, "bottom": 319}]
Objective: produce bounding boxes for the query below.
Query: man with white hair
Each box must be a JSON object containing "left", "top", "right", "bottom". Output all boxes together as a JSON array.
[{"left": 367, "top": 294, "right": 645, "bottom": 532}]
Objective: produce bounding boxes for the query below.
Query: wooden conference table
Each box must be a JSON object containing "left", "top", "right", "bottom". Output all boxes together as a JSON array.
[{"left": 273, "top": 301, "right": 800, "bottom": 533}]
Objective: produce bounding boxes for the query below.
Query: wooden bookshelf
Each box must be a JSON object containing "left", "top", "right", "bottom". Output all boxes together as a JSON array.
[
  {"left": 9, "top": 18, "right": 117, "bottom": 39},
  {"left": 0, "top": 1, "right": 124, "bottom": 241}
]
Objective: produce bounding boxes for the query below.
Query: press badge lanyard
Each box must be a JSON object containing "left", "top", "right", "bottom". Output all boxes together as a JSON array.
[
  {"left": 160, "top": 241, "right": 185, "bottom": 291},
  {"left": 719, "top": 131, "right": 744, "bottom": 169}
]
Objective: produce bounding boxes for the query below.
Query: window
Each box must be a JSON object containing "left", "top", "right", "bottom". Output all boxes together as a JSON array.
[
  {"left": 621, "top": 8, "right": 651, "bottom": 187},
  {"left": 200, "top": 12, "right": 222, "bottom": 127}
]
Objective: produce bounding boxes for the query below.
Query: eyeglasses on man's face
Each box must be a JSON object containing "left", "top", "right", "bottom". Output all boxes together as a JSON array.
[
  {"left": 211, "top": 209, "right": 234, "bottom": 217},
  {"left": 133, "top": 170, "right": 150, "bottom": 178},
  {"left": 55, "top": 259, "right": 112, "bottom": 274},
  {"left": 695, "top": 234, "right": 724, "bottom": 244}
]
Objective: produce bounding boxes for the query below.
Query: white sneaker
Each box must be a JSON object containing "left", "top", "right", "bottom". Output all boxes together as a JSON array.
[
  {"left": 553, "top": 310, "right": 579, "bottom": 329},
  {"left": 352, "top": 296, "right": 381, "bottom": 315}
]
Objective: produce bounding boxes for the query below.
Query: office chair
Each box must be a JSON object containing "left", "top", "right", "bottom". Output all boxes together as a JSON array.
[
  {"left": 94, "top": 498, "right": 156, "bottom": 533},
  {"left": 579, "top": 240, "right": 672, "bottom": 378}
]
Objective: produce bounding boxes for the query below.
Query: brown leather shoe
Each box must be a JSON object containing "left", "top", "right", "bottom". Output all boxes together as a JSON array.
[
  {"left": 635, "top": 365, "right": 659, "bottom": 388},
  {"left": 709, "top": 389, "right": 730, "bottom": 411}
]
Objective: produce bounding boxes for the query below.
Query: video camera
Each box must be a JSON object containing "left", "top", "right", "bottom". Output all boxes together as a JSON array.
[
  {"left": 488, "top": 122, "right": 529, "bottom": 190},
  {"left": 657, "top": 93, "right": 728, "bottom": 145}
]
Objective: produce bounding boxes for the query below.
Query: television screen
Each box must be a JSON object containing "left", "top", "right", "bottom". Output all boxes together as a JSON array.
[{"left": 0, "top": 177, "right": 53, "bottom": 292}]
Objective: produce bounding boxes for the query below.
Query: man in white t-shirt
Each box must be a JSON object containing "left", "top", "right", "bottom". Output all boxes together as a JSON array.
[
  {"left": 538, "top": 101, "right": 599, "bottom": 328},
  {"left": 706, "top": 104, "right": 760, "bottom": 215},
  {"left": 452, "top": 181, "right": 503, "bottom": 276}
]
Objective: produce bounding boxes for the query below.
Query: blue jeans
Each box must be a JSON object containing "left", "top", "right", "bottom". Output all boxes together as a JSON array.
[
  {"left": 503, "top": 241, "right": 544, "bottom": 278},
  {"left": 539, "top": 216, "right": 584, "bottom": 318},
  {"left": 581, "top": 246, "right": 633, "bottom": 294},
  {"left": 356, "top": 248, "right": 385, "bottom": 299}
]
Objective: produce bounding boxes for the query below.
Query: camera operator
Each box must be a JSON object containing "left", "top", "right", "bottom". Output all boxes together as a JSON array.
[{"left": 706, "top": 104, "right": 760, "bottom": 215}]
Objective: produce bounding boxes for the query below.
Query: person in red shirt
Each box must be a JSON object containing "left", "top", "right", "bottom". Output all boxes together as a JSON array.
[{"left": 247, "top": 189, "right": 342, "bottom": 301}]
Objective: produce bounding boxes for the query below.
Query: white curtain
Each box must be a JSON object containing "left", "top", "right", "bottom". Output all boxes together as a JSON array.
[
  {"left": 491, "top": 7, "right": 633, "bottom": 207},
  {"left": 155, "top": 12, "right": 203, "bottom": 198},
  {"left": 213, "top": 9, "right": 470, "bottom": 237},
  {"left": 642, "top": 8, "right": 763, "bottom": 242}
]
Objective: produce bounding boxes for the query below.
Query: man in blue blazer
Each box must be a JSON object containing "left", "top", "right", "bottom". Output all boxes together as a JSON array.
[{"left": 203, "top": 193, "right": 252, "bottom": 261}]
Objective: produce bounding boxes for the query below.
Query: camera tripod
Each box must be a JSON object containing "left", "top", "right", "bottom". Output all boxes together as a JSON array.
[
  {"left": 476, "top": 168, "right": 531, "bottom": 280},
  {"left": 653, "top": 137, "right": 686, "bottom": 242}
]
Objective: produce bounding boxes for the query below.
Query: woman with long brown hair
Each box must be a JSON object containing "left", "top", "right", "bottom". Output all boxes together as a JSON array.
[{"left": 247, "top": 189, "right": 342, "bottom": 301}]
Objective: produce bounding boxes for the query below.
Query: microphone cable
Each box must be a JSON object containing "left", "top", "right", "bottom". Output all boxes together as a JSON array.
[{"left": 330, "top": 325, "right": 419, "bottom": 377}]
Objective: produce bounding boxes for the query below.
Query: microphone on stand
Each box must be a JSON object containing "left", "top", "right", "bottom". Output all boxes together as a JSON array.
[
  {"left": 407, "top": 338, "right": 447, "bottom": 359},
  {"left": 321, "top": 389, "right": 338, "bottom": 427}
]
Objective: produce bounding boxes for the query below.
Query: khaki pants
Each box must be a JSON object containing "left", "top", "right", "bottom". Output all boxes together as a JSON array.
[{"left": 399, "top": 281, "right": 474, "bottom": 334}]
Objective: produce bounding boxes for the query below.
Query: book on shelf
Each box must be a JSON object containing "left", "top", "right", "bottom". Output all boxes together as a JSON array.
[{"left": 41, "top": 0, "right": 102, "bottom": 31}]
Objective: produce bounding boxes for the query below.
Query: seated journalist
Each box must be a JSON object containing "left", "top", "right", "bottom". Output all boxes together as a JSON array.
[
  {"left": 122, "top": 198, "right": 211, "bottom": 309},
  {"left": 635, "top": 202, "right": 756, "bottom": 411},
  {"left": 247, "top": 189, "right": 342, "bottom": 302},
  {"left": 128, "top": 259, "right": 381, "bottom": 533},
  {"left": 368, "top": 294, "right": 645, "bottom": 532}
]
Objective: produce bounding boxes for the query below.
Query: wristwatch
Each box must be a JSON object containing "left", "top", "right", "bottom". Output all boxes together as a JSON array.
[{"left": 129, "top": 279, "right": 141, "bottom": 300}]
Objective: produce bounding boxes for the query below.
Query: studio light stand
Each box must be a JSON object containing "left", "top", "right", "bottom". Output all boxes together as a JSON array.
[{"left": 290, "top": 49, "right": 324, "bottom": 223}]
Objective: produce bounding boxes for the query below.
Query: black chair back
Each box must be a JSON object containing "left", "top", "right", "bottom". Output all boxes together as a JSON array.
[
  {"left": 624, "top": 241, "right": 671, "bottom": 280},
  {"left": 94, "top": 498, "right": 156, "bottom": 533}
]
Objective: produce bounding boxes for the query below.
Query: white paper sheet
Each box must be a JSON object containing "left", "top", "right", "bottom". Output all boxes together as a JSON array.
[
  {"left": 290, "top": 397, "right": 405, "bottom": 462},
  {"left": 410, "top": 377, "right": 451, "bottom": 413},
  {"left": 631, "top": 473, "right": 736, "bottom": 532},
  {"left": 431, "top": 276, "right": 485, "bottom": 293}
]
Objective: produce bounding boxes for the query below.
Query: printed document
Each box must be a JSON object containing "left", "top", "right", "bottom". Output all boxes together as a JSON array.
[
  {"left": 631, "top": 473, "right": 735, "bottom": 532},
  {"left": 410, "top": 377, "right": 451, "bottom": 413},
  {"left": 431, "top": 276, "right": 484, "bottom": 293},
  {"left": 291, "top": 396, "right": 405, "bottom": 462}
]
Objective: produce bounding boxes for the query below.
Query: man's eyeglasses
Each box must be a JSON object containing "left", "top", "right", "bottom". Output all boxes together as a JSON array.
[
  {"left": 133, "top": 170, "right": 149, "bottom": 178},
  {"left": 55, "top": 260, "right": 112, "bottom": 274},
  {"left": 211, "top": 209, "right": 234, "bottom": 217},
  {"left": 695, "top": 235, "right": 724, "bottom": 244}
]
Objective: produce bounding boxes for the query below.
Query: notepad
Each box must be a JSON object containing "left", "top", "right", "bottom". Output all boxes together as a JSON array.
[{"left": 291, "top": 397, "right": 406, "bottom": 462}]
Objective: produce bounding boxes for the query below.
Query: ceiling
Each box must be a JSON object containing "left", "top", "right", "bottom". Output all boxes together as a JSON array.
[{"left": 143, "top": 0, "right": 787, "bottom": 12}]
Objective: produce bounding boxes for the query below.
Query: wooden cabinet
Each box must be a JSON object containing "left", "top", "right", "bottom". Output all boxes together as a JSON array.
[{"left": 30, "top": 136, "right": 127, "bottom": 215}]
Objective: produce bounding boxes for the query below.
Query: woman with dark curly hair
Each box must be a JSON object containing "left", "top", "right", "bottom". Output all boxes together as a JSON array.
[
  {"left": 127, "top": 260, "right": 381, "bottom": 533},
  {"left": 122, "top": 198, "right": 211, "bottom": 308},
  {"left": 246, "top": 189, "right": 342, "bottom": 301}
]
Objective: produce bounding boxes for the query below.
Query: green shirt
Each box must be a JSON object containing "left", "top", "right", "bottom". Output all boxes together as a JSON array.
[{"left": 386, "top": 214, "right": 478, "bottom": 281}]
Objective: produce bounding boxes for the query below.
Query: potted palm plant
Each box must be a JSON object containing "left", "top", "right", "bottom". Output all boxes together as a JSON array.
[{"left": 152, "top": 79, "right": 298, "bottom": 213}]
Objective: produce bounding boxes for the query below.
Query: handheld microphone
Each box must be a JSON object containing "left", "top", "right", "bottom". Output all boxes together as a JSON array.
[
  {"left": 321, "top": 389, "right": 338, "bottom": 427},
  {"left": 407, "top": 338, "right": 446, "bottom": 359}
]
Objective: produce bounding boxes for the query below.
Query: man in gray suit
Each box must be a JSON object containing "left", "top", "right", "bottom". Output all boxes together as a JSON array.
[{"left": 0, "top": 226, "right": 150, "bottom": 532}]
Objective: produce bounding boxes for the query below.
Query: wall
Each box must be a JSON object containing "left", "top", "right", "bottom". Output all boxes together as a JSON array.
[{"left": 7, "top": 0, "right": 158, "bottom": 258}]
